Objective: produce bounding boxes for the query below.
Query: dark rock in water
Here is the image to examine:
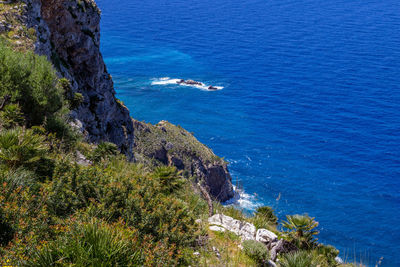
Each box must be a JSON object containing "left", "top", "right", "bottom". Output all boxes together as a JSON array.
[
  {"left": 208, "top": 86, "right": 218, "bottom": 90},
  {"left": 177, "top": 79, "right": 203, "bottom": 86},
  {"left": 185, "top": 79, "right": 203, "bottom": 85}
]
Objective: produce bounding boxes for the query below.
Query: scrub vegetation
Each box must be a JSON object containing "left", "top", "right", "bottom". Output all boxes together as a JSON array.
[{"left": 0, "top": 39, "right": 364, "bottom": 266}]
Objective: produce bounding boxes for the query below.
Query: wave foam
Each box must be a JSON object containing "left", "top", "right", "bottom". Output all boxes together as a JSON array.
[
  {"left": 151, "top": 77, "right": 223, "bottom": 91},
  {"left": 223, "top": 185, "right": 262, "bottom": 211}
]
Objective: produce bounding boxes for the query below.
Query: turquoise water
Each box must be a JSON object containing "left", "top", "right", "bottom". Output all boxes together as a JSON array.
[{"left": 96, "top": 0, "right": 400, "bottom": 265}]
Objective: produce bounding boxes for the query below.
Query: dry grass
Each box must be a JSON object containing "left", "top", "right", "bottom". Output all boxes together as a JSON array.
[{"left": 194, "top": 229, "right": 257, "bottom": 267}]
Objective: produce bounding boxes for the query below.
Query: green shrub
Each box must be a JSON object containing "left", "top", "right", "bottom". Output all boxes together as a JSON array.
[
  {"left": 26, "top": 219, "right": 143, "bottom": 267},
  {"left": 152, "top": 166, "right": 185, "bottom": 194},
  {"left": 90, "top": 142, "right": 119, "bottom": 163},
  {"left": 44, "top": 114, "right": 80, "bottom": 150},
  {"left": 0, "top": 42, "right": 63, "bottom": 126},
  {"left": 282, "top": 214, "right": 319, "bottom": 249},
  {"left": 279, "top": 251, "right": 318, "bottom": 267},
  {"left": 312, "top": 244, "right": 340, "bottom": 267},
  {"left": 252, "top": 206, "right": 278, "bottom": 230},
  {"left": 242, "top": 240, "right": 269, "bottom": 266},
  {"left": 46, "top": 161, "right": 99, "bottom": 217},
  {"left": 59, "top": 78, "right": 84, "bottom": 109},
  {"left": 0, "top": 127, "right": 48, "bottom": 170},
  {"left": 0, "top": 211, "right": 14, "bottom": 246},
  {"left": 0, "top": 104, "right": 24, "bottom": 128}
]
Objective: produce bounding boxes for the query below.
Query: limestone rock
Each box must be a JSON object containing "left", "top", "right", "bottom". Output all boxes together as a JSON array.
[
  {"left": 76, "top": 151, "right": 92, "bottom": 166},
  {"left": 23, "top": 0, "right": 134, "bottom": 157},
  {"left": 209, "top": 225, "right": 226, "bottom": 232},
  {"left": 208, "top": 214, "right": 256, "bottom": 240},
  {"left": 256, "top": 229, "right": 278, "bottom": 244}
]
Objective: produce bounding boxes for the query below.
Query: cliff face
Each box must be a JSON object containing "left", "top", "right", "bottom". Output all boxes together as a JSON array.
[{"left": 25, "top": 0, "right": 135, "bottom": 156}]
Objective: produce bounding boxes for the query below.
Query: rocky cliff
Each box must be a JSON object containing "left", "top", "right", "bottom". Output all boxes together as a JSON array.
[
  {"left": 24, "top": 0, "right": 134, "bottom": 156},
  {"left": 132, "top": 120, "right": 234, "bottom": 201},
  {"left": 0, "top": 0, "right": 234, "bottom": 201}
]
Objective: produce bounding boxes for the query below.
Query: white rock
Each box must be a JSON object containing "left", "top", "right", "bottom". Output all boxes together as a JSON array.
[
  {"left": 256, "top": 229, "right": 278, "bottom": 244},
  {"left": 193, "top": 251, "right": 200, "bottom": 256},
  {"left": 208, "top": 214, "right": 256, "bottom": 240},
  {"left": 209, "top": 225, "right": 226, "bottom": 232},
  {"left": 335, "top": 256, "right": 344, "bottom": 264}
]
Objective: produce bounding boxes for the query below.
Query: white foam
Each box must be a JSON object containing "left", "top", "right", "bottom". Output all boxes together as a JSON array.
[
  {"left": 223, "top": 185, "right": 262, "bottom": 211},
  {"left": 151, "top": 77, "right": 223, "bottom": 91},
  {"left": 151, "top": 77, "right": 182, "bottom": 85}
]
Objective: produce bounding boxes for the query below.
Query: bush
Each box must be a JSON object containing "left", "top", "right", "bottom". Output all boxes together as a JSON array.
[
  {"left": 282, "top": 214, "right": 319, "bottom": 249},
  {"left": 0, "top": 42, "right": 64, "bottom": 126},
  {"left": 0, "top": 173, "right": 53, "bottom": 261},
  {"left": 252, "top": 206, "right": 278, "bottom": 230},
  {"left": 46, "top": 161, "right": 99, "bottom": 217},
  {"left": 152, "top": 166, "right": 185, "bottom": 194},
  {"left": 0, "top": 127, "right": 48, "bottom": 170},
  {"left": 312, "top": 244, "right": 340, "bottom": 267},
  {"left": 90, "top": 142, "right": 119, "bottom": 163},
  {"left": 0, "top": 104, "right": 24, "bottom": 129},
  {"left": 279, "top": 251, "right": 318, "bottom": 267},
  {"left": 242, "top": 240, "right": 269, "bottom": 266},
  {"left": 26, "top": 219, "right": 143, "bottom": 266},
  {"left": 59, "top": 78, "right": 84, "bottom": 109},
  {"left": 45, "top": 114, "right": 80, "bottom": 150}
]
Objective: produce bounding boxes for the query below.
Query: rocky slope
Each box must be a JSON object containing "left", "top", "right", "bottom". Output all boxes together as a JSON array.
[{"left": 132, "top": 120, "right": 234, "bottom": 201}]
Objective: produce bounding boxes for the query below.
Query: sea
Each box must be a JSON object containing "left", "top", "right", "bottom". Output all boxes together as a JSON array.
[{"left": 96, "top": 0, "right": 400, "bottom": 265}]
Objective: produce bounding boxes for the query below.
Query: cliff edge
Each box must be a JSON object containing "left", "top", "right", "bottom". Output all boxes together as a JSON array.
[{"left": 27, "top": 0, "right": 134, "bottom": 156}]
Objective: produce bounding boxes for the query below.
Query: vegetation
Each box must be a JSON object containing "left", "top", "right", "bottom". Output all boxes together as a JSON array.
[
  {"left": 251, "top": 206, "right": 278, "bottom": 231},
  {"left": 242, "top": 240, "right": 270, "bottom": 266},
  {"left": 279, "top": 251, "right": 318, "bottom": 267},
  {"left": 0, "top": 35, "right": 358, "bottom": 267},
  {"left": 282, "top": 214, "right": 319, "bottom": 250}
]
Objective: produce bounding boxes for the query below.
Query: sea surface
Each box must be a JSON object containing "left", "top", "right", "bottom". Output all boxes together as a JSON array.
[{"left": 96, "top": 0, "right": 400, "bottom": 265}]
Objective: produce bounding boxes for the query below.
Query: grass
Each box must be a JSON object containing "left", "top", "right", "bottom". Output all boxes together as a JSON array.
[
  {"left": 195, "top": 229, "right": 257, "bottom": 266},
  {"left": 0, "top": 1, "right": 36, "bottom": 51}
]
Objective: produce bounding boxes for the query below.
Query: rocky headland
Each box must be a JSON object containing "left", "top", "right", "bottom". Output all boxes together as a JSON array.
[{"left": 0, "top": 0, "right": 234, "bottom": 201}]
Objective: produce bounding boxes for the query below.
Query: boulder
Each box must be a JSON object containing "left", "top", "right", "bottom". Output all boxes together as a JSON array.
[
  {"left": 208, "top": 214, "right": 256, "bottom": 240},
  {"left": 256, "top": 229, "right": 278, "bottom": 244},
  {"left": 270, "top": 239, "right": 298, "bottom": 261},
  {"left": 335, "top": 256, "right": 344, "bottom": 264},
  {"left": 209, "top": 225, "right": 226, "bottom": 232}
]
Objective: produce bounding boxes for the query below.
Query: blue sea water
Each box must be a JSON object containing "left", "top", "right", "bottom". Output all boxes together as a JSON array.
[{"left": 96, "top": 0, "right": 400, "bottom": 265}]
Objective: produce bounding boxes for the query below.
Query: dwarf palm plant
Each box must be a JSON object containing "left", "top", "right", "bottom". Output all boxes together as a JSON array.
[
  {"left": 0, "top": 127, "right": 48, "bottom": 169},
  {"left": 282, "top": 214, "right": 319, "bottom": 249},
  {"left": 152, "top": 166, "right": 185, "bottom": 194}
]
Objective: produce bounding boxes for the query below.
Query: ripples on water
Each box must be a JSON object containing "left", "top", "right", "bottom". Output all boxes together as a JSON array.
[{"left": 97, "top": 0, "right": 400, "bottom": 265}]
